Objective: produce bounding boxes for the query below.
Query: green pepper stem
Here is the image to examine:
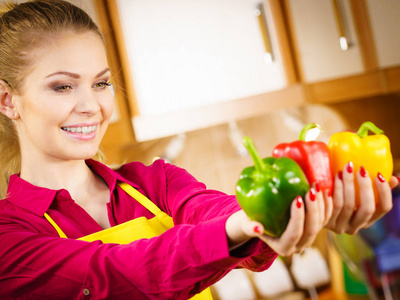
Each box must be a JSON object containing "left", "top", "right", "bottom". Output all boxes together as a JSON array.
[
  {"left": 356, "top": 121, "right": 384, "bottom": 138},
  {"left": 299, "top": 123, "right": 321, "bottom": 141},
  {"left": 242, "top": 136, "right": 266, "bottom": 172}
]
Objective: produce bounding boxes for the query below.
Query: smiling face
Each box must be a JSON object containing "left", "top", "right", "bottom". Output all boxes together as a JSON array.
[{"left": 12, "top": 31, "right": 114, "bottom": 164}]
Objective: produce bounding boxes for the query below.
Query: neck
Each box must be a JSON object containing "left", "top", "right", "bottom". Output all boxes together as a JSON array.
[{"left": 20, "top": 155, "right": 97, "bottom": 197}]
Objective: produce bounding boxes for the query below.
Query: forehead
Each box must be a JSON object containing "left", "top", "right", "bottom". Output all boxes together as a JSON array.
[{"left": 27, "top": 31, "right": 107, "bottom": 79}]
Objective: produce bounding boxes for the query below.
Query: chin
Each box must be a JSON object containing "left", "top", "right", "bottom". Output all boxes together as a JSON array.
[{"left": 63, "top": 148, "right": 100, "bottom": 161}]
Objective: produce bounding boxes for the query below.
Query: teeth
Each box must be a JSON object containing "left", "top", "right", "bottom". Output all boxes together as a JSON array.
[{"left": 62, "top": 125, "right": 97, "bottom": 134}]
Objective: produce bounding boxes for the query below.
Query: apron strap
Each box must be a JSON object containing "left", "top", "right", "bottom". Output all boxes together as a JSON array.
[
  {"left": 118, "top": 182, "right": 163, "bottom": 216},
  {"left": 44, "top": 212, "right": 67, "bottom": 238},
  {"left": 44, "top": 183, "right": 163, "bottom": 238}
]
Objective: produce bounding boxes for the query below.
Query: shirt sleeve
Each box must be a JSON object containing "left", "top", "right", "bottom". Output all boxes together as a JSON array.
[{"left": 0, "top": 210, "right": 272, "bottom": 300}]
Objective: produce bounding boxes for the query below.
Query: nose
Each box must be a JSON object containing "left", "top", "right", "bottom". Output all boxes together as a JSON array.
[{"left": 75, "top": 88, "right": 101, "bottom": 116}]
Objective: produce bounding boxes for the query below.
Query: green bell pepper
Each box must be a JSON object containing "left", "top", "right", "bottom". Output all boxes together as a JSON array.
[{"left": 236, "top": 137, "right": 310, "bottom": 237}]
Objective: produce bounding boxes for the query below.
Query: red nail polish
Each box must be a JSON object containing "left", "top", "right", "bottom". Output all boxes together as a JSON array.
[
  {"left": 360, "top": 166, "right": 367, "bottom": 177},
  {"left": 315, "top": 181, "right": 321, "bottom": 193},
  {"left": 338, "top": 171, "right": 343, "bottom": 180},
  {"left": 347, "top": 161, "right": 353, "bottom": 173},
  {"left": 377, "top": 172, "right": 386, "bottom": 183},
  {"left": 396, "top": 176, "right": 400, "bottom": 183},
  {"left": 296, "top": 196, "right": 303, "bottom": 208},
  {"left": 328, "top": 190, "right": 332, "bottom": 198},
  {"left": 254, "top": 226, "right": 262, "bottom": 234},
  {"left": 310, "top": 188, "right": 316, "bottom": 201}
]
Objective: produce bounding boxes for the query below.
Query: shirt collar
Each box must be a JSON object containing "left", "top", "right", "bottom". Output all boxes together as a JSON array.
[
  {"left": 5, "top": 159, "right": 129, "bottom": 216},
  {"left": 85, "top": 159, "right": 131, "bottom": 191},
  {"left": 6, "top": 175, "right": 59, "bottom": 216}
]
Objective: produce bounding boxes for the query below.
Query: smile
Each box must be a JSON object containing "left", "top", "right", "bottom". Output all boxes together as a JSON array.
[{"left": 61, "top": 125, "right": 97, "bottom": 134}]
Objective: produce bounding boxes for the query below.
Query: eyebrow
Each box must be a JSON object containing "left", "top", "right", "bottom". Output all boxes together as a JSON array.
[{"left": 45, "top": 67, "right": 111, "bottom": 79}]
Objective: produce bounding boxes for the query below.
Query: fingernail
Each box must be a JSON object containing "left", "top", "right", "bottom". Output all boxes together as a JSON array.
[
  {"left": 360, "top": 166, "right": 367, "bottom": 178},
  {"left": 253, "top": 226, "right": 262, "bottom": 234},
  {"left": 310, "top": 188, "right": 316, "bottom": 201},
  {"left": 315, "top": 181, "right": 321, "bottom": 193},
  {"left": 346, "top": 161, "right": 353, "bottom": 173},
  {"left": 296, "top": 196, "right": 303, "bottom": 208},
  {"left": 328, "top": 190, "right": 332, "bottom": 198},
  {"left": 395, "top": 175, "right": 400, "bottom": 183},
  {"left": 338, "top": 171, "right": 343, "bottom": 180},
  {"left": 377, "top": 172, "right": 386, "bottom": 182}
]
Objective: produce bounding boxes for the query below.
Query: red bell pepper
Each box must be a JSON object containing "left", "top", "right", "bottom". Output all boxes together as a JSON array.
[{"left": 272, "top": 123, "right": 333, "bottom": 194}]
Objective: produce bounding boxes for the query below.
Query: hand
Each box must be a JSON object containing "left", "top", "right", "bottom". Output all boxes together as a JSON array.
[
  {"left": 324, "top": 162, "right": 399, "bottom": 235},
  {"left": 226, "top": 185, "right": 327, "bottom": 257}
]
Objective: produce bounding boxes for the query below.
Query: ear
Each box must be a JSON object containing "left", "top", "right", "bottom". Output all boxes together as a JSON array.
[{"left": 0, "top": 80, "right": 18, "bottom": 120}]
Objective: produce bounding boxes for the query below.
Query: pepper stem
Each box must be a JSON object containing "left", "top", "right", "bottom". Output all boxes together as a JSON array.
[
  {"left": 299, "top": 123, "right": 321, "bottom": 141},
  {"left": 242, "top": 136, "right": 265, "bottom": 172},
  {"left": 356, "top": 121, "right": 384, "bottom": 138}
]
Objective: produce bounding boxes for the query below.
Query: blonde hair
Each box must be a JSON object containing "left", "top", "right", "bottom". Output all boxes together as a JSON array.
[{"left": 0, "top": 0, "right": 104, "bottom": 198}]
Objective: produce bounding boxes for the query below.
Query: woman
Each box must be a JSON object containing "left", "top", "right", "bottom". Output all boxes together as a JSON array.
[{"left": 0, "top": 1, "right": 397, "bottom": 299}]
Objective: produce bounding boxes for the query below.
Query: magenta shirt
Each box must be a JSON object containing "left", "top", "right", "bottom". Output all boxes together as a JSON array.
[{"left": 0, "top": 159, "right": 277, "bottom": 299}]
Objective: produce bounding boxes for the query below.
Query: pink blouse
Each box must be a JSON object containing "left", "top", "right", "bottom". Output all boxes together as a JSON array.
[{"left": 0, "top": 159, "right": 277, "bottom": 299}]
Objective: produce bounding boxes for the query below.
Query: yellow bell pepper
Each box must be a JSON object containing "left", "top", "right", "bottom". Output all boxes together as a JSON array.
[{"left": 328, "top": 121, "right": 393, "bottom": 206}]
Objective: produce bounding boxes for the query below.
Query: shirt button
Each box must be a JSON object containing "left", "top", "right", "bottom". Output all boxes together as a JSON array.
[{"left": 83, "top": 288, "right": 90, "bottom": 296}]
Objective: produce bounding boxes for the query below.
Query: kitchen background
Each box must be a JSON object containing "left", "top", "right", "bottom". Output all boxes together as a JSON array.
[{"left": 10, "top": 0, "right": 400, "bottom": 299}]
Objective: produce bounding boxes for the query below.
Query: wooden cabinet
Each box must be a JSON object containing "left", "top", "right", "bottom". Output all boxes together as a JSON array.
[
  {"left": 285, "top": 0, "right": 400, "bottom": 82},
  {"left": 117, "top": 0, "right": 287, "bottom": 114},
  {"left": 282, "top": 0, "right": 400, "bottom": 103},
  {"left": 365, "top": 0, "right": 400, "bottom": 69},
  {"left": 285, "top": 0, "right": 365, "bottom": 82}
]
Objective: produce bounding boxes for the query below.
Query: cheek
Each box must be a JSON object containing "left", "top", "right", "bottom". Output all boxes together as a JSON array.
[
  {"left": 36, "top": 103, "right": 72, "bottom": 126},
  {"left": 17, "top": 97, "right": 51, "bottom": 124},
  {"left": 100, "top": 96, "right": 114, "bottom": 122}
]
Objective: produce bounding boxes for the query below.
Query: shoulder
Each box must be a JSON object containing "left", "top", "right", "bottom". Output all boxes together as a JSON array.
[
  {"left": 115, "top": 159, "right": 165, "bottom": 182},
  {"left": 0, "top": 199, "right": 7, "bottom": 210},
  {"left": 116, "top": 159, "right": 195, "bottom": 185}
]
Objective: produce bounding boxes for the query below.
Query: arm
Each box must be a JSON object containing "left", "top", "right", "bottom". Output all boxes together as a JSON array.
[{"left": 120, "top": 160, "right": 279, "bottom": 270}]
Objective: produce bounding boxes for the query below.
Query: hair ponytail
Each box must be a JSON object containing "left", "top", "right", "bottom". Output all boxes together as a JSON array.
[{"left": 0, "top": 114, "right": 20, "bottom": 199}]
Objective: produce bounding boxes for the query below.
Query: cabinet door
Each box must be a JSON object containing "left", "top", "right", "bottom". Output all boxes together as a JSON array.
[
  {"left": 287, "top": 0, "right": 364, "bottom": 82},
  {"left": 115, "top": 0, "right": 289, "bottom": 141},
  {"left": 365, "top": 0, "right": 400, "bottom": 68}
]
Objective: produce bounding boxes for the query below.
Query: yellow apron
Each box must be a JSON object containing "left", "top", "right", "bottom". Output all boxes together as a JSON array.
[{"left": 44, "top": 182, "right": 212, "bottom": 300}]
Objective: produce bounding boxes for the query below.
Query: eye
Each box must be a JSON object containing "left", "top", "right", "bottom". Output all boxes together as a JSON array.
[
  {"left": 52, "top": 84, "right": 73, "bottom": 93},
  {"left": 94, "top": 81, "right": 112, "bottom": 89}
]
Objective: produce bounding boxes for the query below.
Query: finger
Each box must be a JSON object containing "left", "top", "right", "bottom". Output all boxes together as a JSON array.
[
  {"left": 260, "top": 196, "right": 305, "bottom": 256},
  {"left": 314, "top": 182, "right": 325, "bottom": 227},
  {"left": 295, "top": 188, "right": 321, "bottom": 250},
  {"left": 243, "top": 220, "right": 265, "bottom": 238},
  {"left": 323, "top": 189, "right": 333, "bottom": 227},
  {"left": 348, "top": 166, "right": 374, "bottom": 234},
  {"left": 326, "top": 172, "right": 344, "bottom": 232},
  {"left": 366, "top": 173, "right": 393, "bottom": 227},
  {"left": 335, "top": 162, "right": 356, "bottom": 232},
  {"left": 389, "top": 175, "right": 399, "bottom": 189}
]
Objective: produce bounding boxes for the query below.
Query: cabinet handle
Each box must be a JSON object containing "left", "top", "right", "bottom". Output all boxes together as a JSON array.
[
  {"left": 332, "top": 0, "right": 349, "bottom": 51},
  {"left": 255, "top": 2, "right": 274, "bottom": 64}
]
